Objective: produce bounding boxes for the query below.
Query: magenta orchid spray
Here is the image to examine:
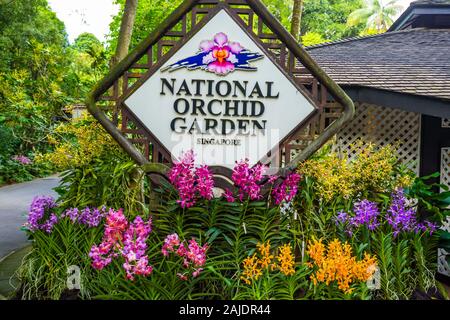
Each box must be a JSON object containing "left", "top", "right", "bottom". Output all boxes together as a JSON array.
[
  {"left": 168, "top": 150, "right": 214, "bottom": 208},
  {"left": 231, "top": 159, "right": 267, "bottom": 201},
  {"left": 121, "top": 216, "right": 153, "bottom": 280},
  {"left": 169, "top": 150, "right": 303, "bottom": 206},
  {"left": 272, "top": 173, "right": 302, "bottom": 205},
  {"left": 12, "top": 155, "right": 32, "bottom": 165},
  {"left": 89, "top": 209, "right": 154, "bottom": 281},
  {"left": 161, "top": 233, "right": 208, "bottom": 280},
  {"left": 89, "top": 208, "right": 129, "bottom": 270}
]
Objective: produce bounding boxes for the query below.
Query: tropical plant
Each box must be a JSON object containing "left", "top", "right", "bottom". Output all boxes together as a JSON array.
[
  {"left": 347, "top": 0, "right": 403, "bottom": 34},
  {"left": 236, "top": 241, "right": 311, "bottom": 300},
  {"left": 17, "top": 197, "right": 107, "bottom": 299},
  {"left": 306, "top": 238, "right": 376, "bottom": 299}
]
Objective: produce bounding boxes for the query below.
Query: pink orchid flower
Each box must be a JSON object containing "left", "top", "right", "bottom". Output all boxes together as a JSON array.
[{"left": 200, "top": 32, "right": 243, "bottom": 75}]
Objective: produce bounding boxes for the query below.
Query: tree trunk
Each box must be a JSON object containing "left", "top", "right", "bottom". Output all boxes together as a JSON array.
[
  {"left": 113, "top": 0, "right": 138, "bottom": 65},
  {"left": 112, "top": 0, "right": 138, "bottom": 124},
  {"left": 290, "top": 0, "right": 303, "bottom": 42}
]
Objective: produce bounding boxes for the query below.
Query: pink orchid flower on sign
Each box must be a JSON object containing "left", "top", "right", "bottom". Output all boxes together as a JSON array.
[{"left": 200, "top": 32, "right": 244, "bottom": 75}]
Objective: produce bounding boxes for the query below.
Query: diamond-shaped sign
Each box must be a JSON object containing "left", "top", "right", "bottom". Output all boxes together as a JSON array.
[
  {"left": 87, "top": 0, "right": 354, "bottom": 174},
  {"left": 124, "top": 9, "right": 316, "bottom": 168}
]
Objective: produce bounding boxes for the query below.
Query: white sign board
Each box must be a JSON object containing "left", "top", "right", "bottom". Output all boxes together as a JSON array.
[{"left": 125, "top": 9, "right": 315, "bottom": 167}]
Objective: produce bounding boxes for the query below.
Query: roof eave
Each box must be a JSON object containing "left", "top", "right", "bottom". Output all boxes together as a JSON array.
[
  {"left": 388, "top": 2, "right": 450, "bottom": 31},
  {"left": 342, "top": 85, "right": 450, "bottom": 118}
]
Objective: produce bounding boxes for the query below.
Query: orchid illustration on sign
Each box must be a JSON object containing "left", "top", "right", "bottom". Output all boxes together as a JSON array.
[{"left": 165, "top": 32, "right": 263, "bottom": 75}]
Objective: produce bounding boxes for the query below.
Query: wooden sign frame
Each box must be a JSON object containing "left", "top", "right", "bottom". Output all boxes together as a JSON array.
[{"left": 86, "top": 0, "right": 354, "bottom": 183}]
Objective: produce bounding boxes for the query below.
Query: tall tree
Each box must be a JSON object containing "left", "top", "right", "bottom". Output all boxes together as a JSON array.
[
  {"left": 111, "top": 0, "right": 139, "bottom": 124},
  {"left": 113, "top": 0, "right": 139, "bottom": 65},
  {"left": 347, "top": 0, "right": 403, "bottom": 33},
  {"left": 294, "top": 0, "right": 365, "bottom": 42},
  {"left": 108, "top": 0, "right": 181, "bottom": 54},
  {"left": 290, "top": 0, "right": 304, "bottom": 41}
]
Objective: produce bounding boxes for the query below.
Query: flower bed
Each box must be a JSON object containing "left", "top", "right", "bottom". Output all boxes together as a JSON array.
[{"left": 15, "top": 144, "right": 450, "bottom": 300}]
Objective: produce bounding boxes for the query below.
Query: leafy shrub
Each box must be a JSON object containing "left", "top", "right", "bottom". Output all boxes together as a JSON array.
[
  {"left": 37, "top": 114, "right": 120, "bottom": 170},
  {"left": 0, "top": 123, "right": 53, "bottom": 185},
  {"left": 293, "top": 143, "right": 449, "bottom": 300},
  {"left": 298, "top": 142, "right": 414, "bottom": 202},
  {"left": 36, "top": 115, "right": 143, "bottom": 211}
]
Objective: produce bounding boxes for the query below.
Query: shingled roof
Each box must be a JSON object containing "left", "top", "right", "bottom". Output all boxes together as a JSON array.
[{"left": 306, "top": 28, "right": 450, "bottom": 101}]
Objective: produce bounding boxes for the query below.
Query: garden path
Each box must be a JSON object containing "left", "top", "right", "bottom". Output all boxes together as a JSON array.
[{"left": 0, "top": 175, "right": 60, "bottom": 259}]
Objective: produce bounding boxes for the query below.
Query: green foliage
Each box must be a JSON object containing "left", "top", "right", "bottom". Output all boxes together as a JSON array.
[
  {"left": 302, "top": 0, "right": 365, "bottom": 41},
  {"left": 261, "top": 0, "right": 294, "bottom": 30},
  {"left": 55, "top": 157, "right": 142, "bottom": 213},
  {"left": 369, "top": 232, "right": 433, "bottom": 300},
  {"left": 301, "top": 32, "right": 330, "bottom": 47},
  {"left": 405, "top": 172, "right": 450, "bottom": 221},
  {"left": 17, "top": 217, "right": 104, "bottom": 300},
  {"left": 62, "top": 33, "right": 109, "bottom": 103},
  {"left": 0, "top": 122, "right": 53, "bottom": 185},
  {"left": 39, "top": 114, "right": 144, "bottom": 212},
  {"left": 0, "top": 1, "right": 108, "bottom": 186},
  {"left": 107, "top": 0, "right": 367, "bottom": 54}
]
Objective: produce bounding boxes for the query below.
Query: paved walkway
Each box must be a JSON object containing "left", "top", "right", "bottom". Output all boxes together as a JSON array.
[{"left": 0, "top": 175, "right": 60, "bottom": 259}]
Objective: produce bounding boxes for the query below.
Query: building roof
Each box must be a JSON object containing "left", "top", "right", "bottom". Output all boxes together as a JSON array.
[
  {"left": 306, "top": 28, "right": 450, "bottom": 101},
  {"left": 389, "top": 0, "right": 450, "bottom": 31}
]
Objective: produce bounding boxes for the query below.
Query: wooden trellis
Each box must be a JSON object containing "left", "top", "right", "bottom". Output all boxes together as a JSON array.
[
  {"left": 333, "top": 103, "right": 421, "bottom": 174},
  {"left": 441, "top": 147, "right": 450, "bottom": 191},
  {"left": 283, "top": 102, "right": 422, "bottom": 173},
  {"left": 443, "top": 118, "right": 450, "bottom": 128},
  {"left": 86, "top": 0, "right": 354, "bottom": 181}
]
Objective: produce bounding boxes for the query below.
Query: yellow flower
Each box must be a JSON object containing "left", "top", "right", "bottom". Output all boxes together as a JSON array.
[
  {"left": 257, "top": 241, "right": 273, "bottom": 269},
  {"left": 306, "top": 238, "right": 377, "bottom": 294},
  {"left": 298, "top": 141, "right": 410, "bottom": 202},
  {"left": 240, "top": 242, "right": 296, "bottom": 284},
  {"left": 307, "top": 238, "right": 325, "bottom": 265},
  {"left": 275, "top": 244, "right": 295, "bottom": 276},
  {"left": 36, "top": 114, "right": 121, "bottom": 170},
  {"left": 240, "top": 254, "right": 262, "bottom": 285}
]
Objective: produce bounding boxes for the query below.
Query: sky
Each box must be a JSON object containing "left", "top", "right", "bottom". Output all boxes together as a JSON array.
[
  {"left": 48, "top": 0, "right": 120, "bottom": 43},
  {"left": 48, "top": 0, "right": 415, "bottom": 44}
]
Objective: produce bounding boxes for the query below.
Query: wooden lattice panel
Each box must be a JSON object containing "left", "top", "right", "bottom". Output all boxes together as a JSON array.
[
  {"left": 442, "top": 118, "right": 450, "bottom": 128},
  {"left": 438, "top": 147, "right": 450, "bottom": 277},
  {"left": 333, "top": 103, "right": 421, "bottom": 174},
  {"left": 441, "top": 147, "right": 450, "bottom": 191},
  {"left": 96, "top": 0, "right": 345, "bottom": 167}
]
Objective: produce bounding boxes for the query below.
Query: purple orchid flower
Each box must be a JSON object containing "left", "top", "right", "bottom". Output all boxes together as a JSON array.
[{"left": 199, "top": 32, "right": 244, "bottom": 75}]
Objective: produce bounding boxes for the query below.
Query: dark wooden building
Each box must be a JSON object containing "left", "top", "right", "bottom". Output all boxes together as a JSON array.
[{"left": 306, "top": 0, "right": 450, "bottom": 279}]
